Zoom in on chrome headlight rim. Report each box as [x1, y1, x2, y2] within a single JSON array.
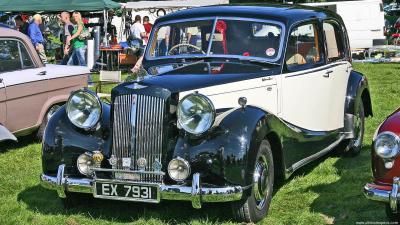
[[374, 131, 400, 159], [167, 157, 191, 182], [66, 89, 102, 130], [177, 93, 216, 136]]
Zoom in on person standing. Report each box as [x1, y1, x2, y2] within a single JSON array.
[[143, 16, 152, 45], [130, 15, 146, 46], [66, 12, 92, 86], [28, 14, 47, 64], [66, 12, 86, 66], [60, 12, 74, 65]]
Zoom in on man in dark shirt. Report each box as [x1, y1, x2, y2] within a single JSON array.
[[60, 12, 75, 65]]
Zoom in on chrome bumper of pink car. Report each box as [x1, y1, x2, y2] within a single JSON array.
[[364, 177, 400, 212], [40, 164, 243, 209]]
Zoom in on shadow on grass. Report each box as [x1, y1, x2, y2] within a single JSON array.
[[17, 185, 234, 223], [0, 134, 39, 154], [305, 145, 391, 224]]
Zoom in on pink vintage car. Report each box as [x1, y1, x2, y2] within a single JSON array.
[[0, 27, 89, 142]]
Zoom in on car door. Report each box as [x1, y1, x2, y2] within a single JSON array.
[[322, 20, 351, 126], [0, 38, 47, 133], [281, 21, 340, 165]]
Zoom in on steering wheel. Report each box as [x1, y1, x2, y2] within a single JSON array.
[[168, 43, 206, 55]]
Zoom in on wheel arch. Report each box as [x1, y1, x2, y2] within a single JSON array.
[[265, 131, 285, 182]]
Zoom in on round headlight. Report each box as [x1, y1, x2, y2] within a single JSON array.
[[77, 153, 94, 176], [374, 131, 400, 159], [177, 93, 215, 135], [66, 90, 101, 129], [168, 157, 190, 182]]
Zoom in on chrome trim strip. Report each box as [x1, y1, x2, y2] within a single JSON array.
[[286, 134, 345, 177], [390, 178, 400, 212], [40, 165, 243, 207], [92, 168, 165, 175], [364, 183, 390, 203]]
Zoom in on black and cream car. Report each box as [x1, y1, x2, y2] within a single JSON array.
[[41, 5, 372, 222]]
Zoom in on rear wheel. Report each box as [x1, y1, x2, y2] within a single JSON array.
[[37, 104, 61, 140], [231, 140, 274, 223], [345, 101, 365, 156]]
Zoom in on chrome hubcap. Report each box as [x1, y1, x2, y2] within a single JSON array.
[[253, 155, 270, 210], [352, 113, 363, 148], [47, 105, 61, 121]]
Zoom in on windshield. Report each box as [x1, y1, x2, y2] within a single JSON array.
[[147, 18, 283, 62]]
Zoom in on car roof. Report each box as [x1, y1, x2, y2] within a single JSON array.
[[157, 4, 342, 26], [0, 27, 44, 68]]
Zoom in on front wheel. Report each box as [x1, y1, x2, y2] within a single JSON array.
[[231, 140, 274, 223]]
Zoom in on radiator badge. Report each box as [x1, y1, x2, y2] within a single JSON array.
[[153, 158, 162, 172], [108, 155, 117, 169], [137, 157, 147, 171]]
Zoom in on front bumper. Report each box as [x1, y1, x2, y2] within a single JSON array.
[[40, 164, 243, 209], [364, 177, 400, 212]]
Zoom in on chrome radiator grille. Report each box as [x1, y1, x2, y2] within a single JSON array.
[[112, 94, 165, 183]]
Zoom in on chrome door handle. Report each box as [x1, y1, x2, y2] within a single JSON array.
[[37, 71, 47, 76], [323, 70, 333, 78]]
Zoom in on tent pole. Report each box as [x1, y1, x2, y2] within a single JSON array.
[[103, 9, 109, 47]]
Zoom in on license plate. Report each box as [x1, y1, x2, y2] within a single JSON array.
[[94, 181, 159, 203]]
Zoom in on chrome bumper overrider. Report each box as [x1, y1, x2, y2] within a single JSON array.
[[40, 165, 243, 209], [364, 177, 400, 212]]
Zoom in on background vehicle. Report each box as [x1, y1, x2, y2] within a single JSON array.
[[364, 107, 400, 220], [0, 28, 89, 142], [305, 0, 386, 56], [40, 5, 372, 223]]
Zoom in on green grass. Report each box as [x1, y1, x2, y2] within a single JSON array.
[[1, 63, 400, 225]]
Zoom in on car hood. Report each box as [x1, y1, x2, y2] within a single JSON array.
[[378, 107, 400, 136], [137, 62, 281, 93], [45, 64, 90, 79]]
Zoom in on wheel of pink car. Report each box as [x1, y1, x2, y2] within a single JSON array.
[[37, 104, 61, 140]]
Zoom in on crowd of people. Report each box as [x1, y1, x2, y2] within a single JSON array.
[[1, 12, 154, 77]]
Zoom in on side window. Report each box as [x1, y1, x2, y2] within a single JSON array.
[[285, 23, 324, 72], [0, 40, 22, 72], [323, 22, 345, 62], [19, 42, 34, 69], [0, 39, 34, 73]]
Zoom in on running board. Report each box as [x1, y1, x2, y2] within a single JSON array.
[[285, 135, 345, 178]]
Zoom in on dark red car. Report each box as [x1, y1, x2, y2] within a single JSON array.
[[364, 107, 400, 219]]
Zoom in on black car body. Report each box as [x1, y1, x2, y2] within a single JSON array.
[[41, 5, 372, 222]]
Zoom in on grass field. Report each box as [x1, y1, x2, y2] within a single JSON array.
[[0, 63, 400, 225]]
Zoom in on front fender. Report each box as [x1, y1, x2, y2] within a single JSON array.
[[41, 103, 111, 176], [173, 106, 277, 187]]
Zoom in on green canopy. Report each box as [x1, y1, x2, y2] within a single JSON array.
[[0, 0, 121, 12]]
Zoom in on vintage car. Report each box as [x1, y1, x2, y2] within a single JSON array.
[[40, 5, 373, 222], [0, 27, 89, 142], [364, 107, 400, 219]]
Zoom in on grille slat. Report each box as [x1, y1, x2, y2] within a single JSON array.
[[112, 94, 165, 183]]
